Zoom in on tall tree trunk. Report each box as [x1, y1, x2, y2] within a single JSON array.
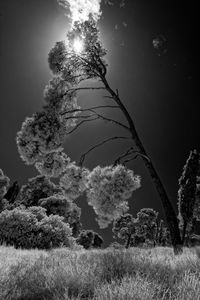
[[102, 75, 183, 254]]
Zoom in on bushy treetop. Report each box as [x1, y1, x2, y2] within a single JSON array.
[[86, 165, 141, 228]]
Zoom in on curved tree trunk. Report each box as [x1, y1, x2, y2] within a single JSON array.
[[101, 75, 183, 254]]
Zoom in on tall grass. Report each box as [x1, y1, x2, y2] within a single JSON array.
[[0, 246, 200, 300]]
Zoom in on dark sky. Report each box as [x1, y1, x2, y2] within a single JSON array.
[[0, 0, 198, 246]]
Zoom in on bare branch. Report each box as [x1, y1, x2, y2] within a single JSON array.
[[123, 155, 139, 164], [123, 152, 151, 164], [64, 115, 94, 120], [61, 105, 120, 116], [65, 87, 106, 94], [63, 106, 130, 131], [103, 95, 115, 100], [79, 136, 131, 166], [66, 117, 99, 135], [94, 113, 129, 131], [113, 147, 135, 165]]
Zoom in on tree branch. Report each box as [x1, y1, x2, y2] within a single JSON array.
[[65, 87, 106, 94], [94, 113, 129, 131], [123, 152, 151, 164], [66, 117, 99, 135], [61, 105, 120, 116], [63, 107, 130, 131], [113, 147, 135, 165], [64, 114, 94, 120], [79, 136, 131, 166]]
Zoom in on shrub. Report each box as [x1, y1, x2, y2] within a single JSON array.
[[76, 230, 103, 249], [0, 207, 73, 249]]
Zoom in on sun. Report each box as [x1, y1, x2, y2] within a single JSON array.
[[73, 38, 84, 54]]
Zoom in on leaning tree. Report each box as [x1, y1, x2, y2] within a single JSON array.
[[17, 11, 183, 252]]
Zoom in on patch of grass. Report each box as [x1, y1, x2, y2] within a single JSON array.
[[0, 246, 200, 299]]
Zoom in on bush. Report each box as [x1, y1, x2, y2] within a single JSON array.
[[76, 230, 103, 249], [0, 207, 74, 249]]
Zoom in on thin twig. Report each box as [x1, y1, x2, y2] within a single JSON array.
[[123, 155, 139, 164], [65, 87, 106, 94], [113, 147, 135, 165], [64, 107, 129, 131], [79, 136, 131, 166], [64, 115, 94, 120], [94, 113, 129, 131], [66, 117, 99, 135], [123, 152, 151, 164], [61, 105, 120, 116]]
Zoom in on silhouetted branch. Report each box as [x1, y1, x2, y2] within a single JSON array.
[[63, 107, 129, 131], [61, 105, 120, 116], [113, 147, 135, 165], [123, 152, 151, 164], [79, 136, 131, 166], [64, 115, 94, 120], [94, 113, 129, 131], [67, 117, 99, 134], [65, 87, 106, 94]]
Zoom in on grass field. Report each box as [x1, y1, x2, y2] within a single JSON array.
[[0, 245, 200, 300]]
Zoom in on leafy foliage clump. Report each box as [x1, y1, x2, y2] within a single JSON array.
[[112, 209, 171, 248], [39, 194, 82, 237], [18, 175, 63, 207], [87, 165, 141, 228], [48, 17, 107, 85], [35, 150, 70, 178], [16, 111, 67, 165], [60, 163, 89, 199], [0, 206, 74, 249], [76, 229, 103, 249]]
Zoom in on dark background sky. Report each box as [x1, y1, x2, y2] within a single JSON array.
[[0, 0, 198, 246]]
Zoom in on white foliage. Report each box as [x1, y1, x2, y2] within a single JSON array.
[[16, 111, 67, 165], [60, 162, 89, 199], [86, 165, 141, 228], [44, 76, 80, 114], [35, 150, 70, 178]]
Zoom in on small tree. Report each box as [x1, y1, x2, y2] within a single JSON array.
[[178, 150, 200, 245], [135, 208, 158, 246], [112, 209, 161, 248], [76, 229, 103, 249], [112, 213, 136, 248]]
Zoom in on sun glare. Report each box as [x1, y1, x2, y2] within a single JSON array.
[[73, 38, 84, 54]]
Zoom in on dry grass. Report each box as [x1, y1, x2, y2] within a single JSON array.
[[0, 245, 200, 300]]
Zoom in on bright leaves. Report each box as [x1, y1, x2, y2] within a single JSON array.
[[60, 163, 89, 199], [86, 165, 141, 228]]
